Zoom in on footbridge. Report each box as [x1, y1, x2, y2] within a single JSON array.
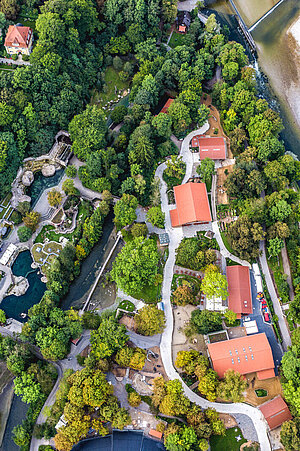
[[227, 0, 257, 53], [248, 0, 285, 32]]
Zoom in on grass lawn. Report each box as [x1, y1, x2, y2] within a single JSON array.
[[90, 66, 129, 106], [169, 31, 189, 48], [119, 300, 135, 312], [171, 274, 201, 293], [44, 241, 62, 254], [210, 427, 247, 451], [220, 231, 235, 255], [131, 283, 160, 304]]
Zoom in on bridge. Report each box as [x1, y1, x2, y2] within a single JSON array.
[[227, 0, 257, 53]]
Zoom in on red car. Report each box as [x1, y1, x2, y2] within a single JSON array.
[[261, 300, 267, 307], [264, 312, 270, 322]]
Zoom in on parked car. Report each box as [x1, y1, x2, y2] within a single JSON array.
[[243, 316, 251, 322], [261, 300, 267, 307], [264, 312, 270, 322]]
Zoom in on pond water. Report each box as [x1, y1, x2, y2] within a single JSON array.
[[72, 431, 166, 451], [0, 250, 46, 321], [0, 394, 29, 451], [27, 168, 64, 207]]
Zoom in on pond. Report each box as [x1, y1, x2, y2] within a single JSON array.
[[0, 250, 46, 321], [27, 168, 64, 207], [72, 431, 166, 451]]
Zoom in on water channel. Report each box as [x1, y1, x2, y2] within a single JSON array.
[[27, 168, 65, 207], [208, 0, 300, 157]]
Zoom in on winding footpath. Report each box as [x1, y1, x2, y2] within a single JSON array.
[[157, 125, 272, 451]]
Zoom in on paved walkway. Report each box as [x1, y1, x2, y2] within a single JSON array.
[[156, 129, 271, 450], [281, 243, 294, 302], [259, 241, 292, 352], [0, 57, 30, 66]]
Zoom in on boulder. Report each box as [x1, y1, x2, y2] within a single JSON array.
[[42, 164, 56, 177], [22, 171, 34, 186]]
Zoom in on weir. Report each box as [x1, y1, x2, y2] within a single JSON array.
[[249, 0, 286, 31]]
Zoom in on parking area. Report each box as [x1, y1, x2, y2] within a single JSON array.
[[243, 267, 283, 375]]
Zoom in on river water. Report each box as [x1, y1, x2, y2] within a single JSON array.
[[209, 0, 300, 157]]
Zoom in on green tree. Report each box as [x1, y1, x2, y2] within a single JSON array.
[[191, 309, 222, 335], [0, 309, 6, 324], [197, 104, 210, 127], [22, 211, 40, 232], [268, 237, 284, 257], [224, 309, 237, 326], [111, 237, 160, 295], [12, 424, 31, 447], [131, 223, 148, 238], [114, 194, 138, 230], [152, 113, 172, 139], [65, 165, 77, 178], [201, 265, 228, 299], [164, 426, 199, 451], [217, 369, 246, 402], [14, 372, 42, 404], [69, 105, 107, 160], [91, 316, 128, 359], [146, 206, 165, 228], [47, 189, 62, 207], [172, 285, 195, 306], [111, 105, 128, 124], [159, 379, 190, 416], [280, 419, 300, 451], [0, 0, 19, 20], [17, 226, 32, 242], [62, 179, 78, 196], [128, 390, 142, 407], [135, 305, 165, 336], [197, 158, 215, 186]]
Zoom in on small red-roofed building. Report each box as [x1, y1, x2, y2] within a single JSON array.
[[170, 182, 212, 227], [259, 395, 292, 430], [178, 25, 186, 33], [4, 25, 33, 56], [226, 265, 253, 319], [191, 135, 227, 160], [207, 333, 275, 380], [149, 429, 163, 440], [160, 98, 174, 114]]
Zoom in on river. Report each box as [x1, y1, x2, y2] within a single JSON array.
[[208, 0, 300, 157]]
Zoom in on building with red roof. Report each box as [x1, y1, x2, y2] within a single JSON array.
[[4, 25, 33, 56], [149, 429, 163, 440], [160, 98, 174, 114], [170, 182, 212, 227], [259, 395, 292, 430], [226, 265, 252, 319], [207, 333, 275, 380], [191, 135, 227, 160]]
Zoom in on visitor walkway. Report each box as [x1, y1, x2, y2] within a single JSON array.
[[156, 123, 272, 451]]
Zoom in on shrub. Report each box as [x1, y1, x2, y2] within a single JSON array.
[[12, 54, 18, 61], [119, 71, 129, 82], [146, 206, 165, 229], [128, 390, 141, 407], [22, 54, 30, 61]]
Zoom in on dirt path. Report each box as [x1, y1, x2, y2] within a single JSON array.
[[281, 243, 295, 302]]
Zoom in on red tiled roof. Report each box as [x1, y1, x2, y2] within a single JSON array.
[[226, 265, 252, 317], [207, 333, 275, 379], [259, 395, 292, 430], [149, 429, 163, 439], [170, 182, 212, 227], [191, 135, 227, 160], [5, 25, 32, 49], [160, 98, 174, 114], [178, 25, 186, 32]]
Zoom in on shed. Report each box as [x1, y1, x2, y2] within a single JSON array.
[[259, 395, 292, 430]]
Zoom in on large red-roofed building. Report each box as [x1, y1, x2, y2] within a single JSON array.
[[226, 265, 252, 319], [4, 25, 33, 56], [259, 395, 292, 430], [191, 135, 227, 160], [207, 333, 275, 380], [170, 182, 212, 227]]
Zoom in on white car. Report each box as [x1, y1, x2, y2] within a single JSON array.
[[243, 316, 251, 322]]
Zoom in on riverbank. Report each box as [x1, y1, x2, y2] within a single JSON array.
[[0, 381, 14, 448]]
